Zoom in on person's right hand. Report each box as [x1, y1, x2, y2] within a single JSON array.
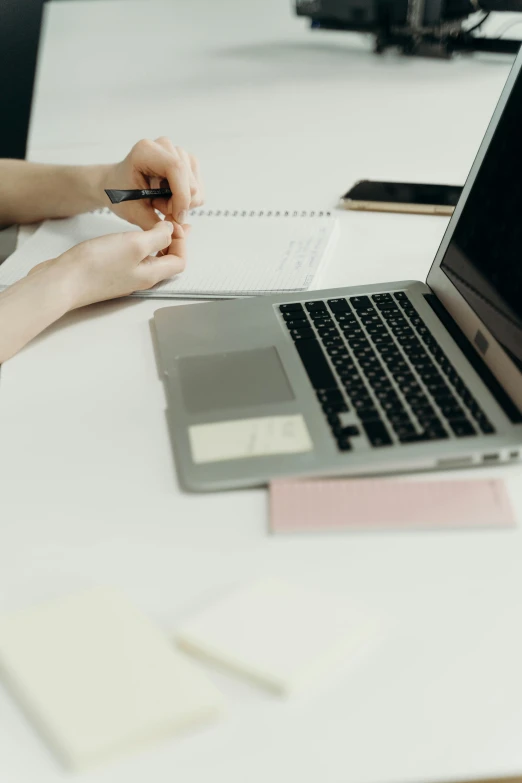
[[28, 220, 185, 310]]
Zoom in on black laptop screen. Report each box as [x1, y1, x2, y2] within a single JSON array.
[[440, 64, 522, 369]]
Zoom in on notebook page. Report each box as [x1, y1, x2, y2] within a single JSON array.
[[0, 210, 337, 296], [143, 213, 337, 297]]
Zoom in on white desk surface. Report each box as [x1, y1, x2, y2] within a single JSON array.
[[2, 1, 522, 781]]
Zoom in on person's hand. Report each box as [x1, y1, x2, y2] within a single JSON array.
[[102, 137, 203, 250], [28, 221, 186, 309]]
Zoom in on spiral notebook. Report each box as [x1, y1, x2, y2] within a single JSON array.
[[0, 208, 338, 298]]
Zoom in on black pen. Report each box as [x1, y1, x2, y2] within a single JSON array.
[[105, 187, 172, 205]]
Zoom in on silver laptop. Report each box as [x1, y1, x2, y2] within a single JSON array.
[[154, 52, 522, 492]]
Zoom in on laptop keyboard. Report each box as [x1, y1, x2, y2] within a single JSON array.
[[279, 292, 495, 452]]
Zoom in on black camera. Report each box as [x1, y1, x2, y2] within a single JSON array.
[[295, 0, 522, 56]]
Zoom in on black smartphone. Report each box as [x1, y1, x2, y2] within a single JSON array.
[[341, 180, 463, 216]]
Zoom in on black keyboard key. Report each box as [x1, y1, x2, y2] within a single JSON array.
[[317, 329, 340, 340], [394, 423, 417, 440], [424, 427, 449, 440], [360, 315, 381, 326], [394, 372, 415, 385], [400, 430, 447, 443], [284, 318, 309, 330], [414, 403, 437, 419], [449, 419, 477, 437], [405, 393, 430, 408], [394, 292, 408, 302], [290, 328, 316, 341], [336, 437, 353, 452], [323, 337, 343, 348], [357, 407, 382, 422], [279, 303, 304, 314], [332, 356, 353, 368], [417, 414, 445, 431], [370, 380, 393, 394], [352, 395, 375, 410], [424, 379, 449, 394], [327, 298, 350, 312], [377, 345, 401, 358], [335, 313, 358, 326], [437, 400, 466, 420], [305, 301, 328, 313], [295, 339, 338, 390], [309, 310, 331, 322], [341, 425, 360, 437], [358, 357, 381, 370], [370, 335, 392, 346], [317, 389, 344, 403], [397, 333, 420, 346], [357, 308, 378, 320], [400, 380, 422, 394], [337, 368, 362, 382], [322, 401, 349, 414], [389, 411, 416, 427], [408, 353, 430, 366], [343, 382, 368, 397], [476, 414, 495, 434], [326, 346, 350, 359], [312, 319, 334, 330], [413, 361, 437, 376], [465, 398, 481, 415], [352, 339, 373, 351], [380, 307, 401, 319], [374, 388, 398, 402], [365, 369, 389, 382], [326, 410, 342, 425], [366, 325, 387, 336], [362, 420, 393, 447], [372, 294, 394, 304], [387, 316, 408, 328], [350, 296, 372, 310], [281, 310, 307, 322], [381, 400, 406, 415]]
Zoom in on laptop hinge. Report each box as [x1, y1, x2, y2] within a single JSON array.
[[424, 293, 522, 424]]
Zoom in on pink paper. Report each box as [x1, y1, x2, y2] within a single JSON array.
[[270, 477, 516, 533]]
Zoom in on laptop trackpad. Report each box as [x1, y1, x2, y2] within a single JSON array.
[[178, 348, 295, 414]]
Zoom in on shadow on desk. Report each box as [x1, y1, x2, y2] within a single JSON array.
[[215, 39, 511, 74]]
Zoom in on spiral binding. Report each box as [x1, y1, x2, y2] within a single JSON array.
[[189, 209, 331, 218], [94, 207, 331, 218]]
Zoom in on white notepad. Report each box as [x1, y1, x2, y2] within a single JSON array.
[[0, 588, 222, 770], [177, 578, 381, 696], [0, 208, 338, 298]]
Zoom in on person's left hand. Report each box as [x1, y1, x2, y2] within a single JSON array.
[[102, 137, 204, 253]]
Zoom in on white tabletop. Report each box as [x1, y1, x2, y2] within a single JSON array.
[[2, 2, 522, 781]]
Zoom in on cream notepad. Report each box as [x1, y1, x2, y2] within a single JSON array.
[[0, 208, 338, 298], [177, 578, 381, 696], [0, 588, 222, 770]]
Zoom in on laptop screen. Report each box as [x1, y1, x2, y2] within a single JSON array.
[[439, 65, 522, 369]]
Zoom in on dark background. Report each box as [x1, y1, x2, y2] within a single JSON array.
[[0, 0, 45, 259]]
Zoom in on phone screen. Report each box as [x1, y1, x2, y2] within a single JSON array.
[[344, 180, 463, 207]]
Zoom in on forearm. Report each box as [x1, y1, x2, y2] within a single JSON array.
[[0, 266, 74, 363], [0, 160, 111, 226]]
